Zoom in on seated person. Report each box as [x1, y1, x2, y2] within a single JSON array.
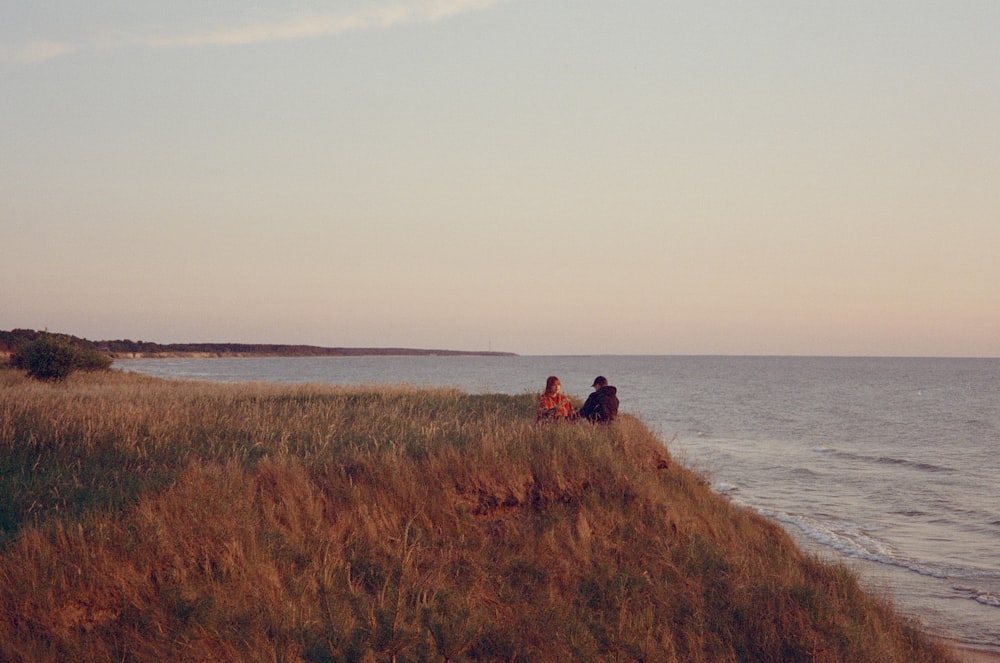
[[537, 376, 573, 421], [577, 375, 619, 423]]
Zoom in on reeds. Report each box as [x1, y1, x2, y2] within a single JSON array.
[[0, 367, 955, 662]]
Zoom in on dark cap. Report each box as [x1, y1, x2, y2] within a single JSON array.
[[592, 376, 608, 387]]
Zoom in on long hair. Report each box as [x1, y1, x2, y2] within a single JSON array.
[[545, 376, 560, 394]]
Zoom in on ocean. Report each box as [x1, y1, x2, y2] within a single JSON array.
[[116, 354, 1000, 653]]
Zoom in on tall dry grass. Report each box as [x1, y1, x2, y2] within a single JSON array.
[[0, 367, 956, 662]]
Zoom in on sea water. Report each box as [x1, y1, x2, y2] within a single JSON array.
[[117, 355, 1000, 652]]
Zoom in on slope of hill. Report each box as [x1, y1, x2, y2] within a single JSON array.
[[0, 368, 956, 662]]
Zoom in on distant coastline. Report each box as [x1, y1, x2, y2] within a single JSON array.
[[0, 329, 516, 361], [108, 345, 517, 360]]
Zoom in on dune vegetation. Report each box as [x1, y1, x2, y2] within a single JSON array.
[[0, 367, 956, 662]]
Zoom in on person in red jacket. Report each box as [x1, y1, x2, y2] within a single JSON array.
[[537, 376, 574, 421], [577, 375, 619, 423]]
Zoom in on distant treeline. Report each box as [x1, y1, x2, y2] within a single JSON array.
[[0, 329, 101, 354], [1, 329, 515, 358]]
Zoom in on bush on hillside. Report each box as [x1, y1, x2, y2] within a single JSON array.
[[10, 335, 111, 381]]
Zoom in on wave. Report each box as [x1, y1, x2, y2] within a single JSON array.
[[816, 448, 955, 474], [758, 507, 1000, 611], [892, 509, 928, 517], [761, 508, 923, 570], [953, 586, 1000, 608], [788, 466, 820, 479], [976, 593, 1000, 607], [713, 481, 738, 495]]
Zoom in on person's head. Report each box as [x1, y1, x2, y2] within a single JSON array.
[[592, 376, 608, 389], [545, 376, 561, 394]]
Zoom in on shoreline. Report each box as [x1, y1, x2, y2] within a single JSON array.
[[108, 350, 517, 359]]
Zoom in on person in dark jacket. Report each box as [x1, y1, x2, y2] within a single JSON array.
[[577, 375, 619, 423]]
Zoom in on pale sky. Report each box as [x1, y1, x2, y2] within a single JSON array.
[[3, 1, 999, 356]]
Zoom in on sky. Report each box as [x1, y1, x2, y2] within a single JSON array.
[[3, 1, 999, 356]]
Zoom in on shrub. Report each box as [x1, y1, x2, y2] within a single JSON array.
[[10, 335, 111, 381]]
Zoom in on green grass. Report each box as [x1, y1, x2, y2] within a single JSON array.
[[0, 367, 956, 662]]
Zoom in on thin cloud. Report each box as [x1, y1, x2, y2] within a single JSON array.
[[4, 0, 506, 63], [1, 40, 76, 65], [140, 9, 406, 48], [142, 0, 506, 47]]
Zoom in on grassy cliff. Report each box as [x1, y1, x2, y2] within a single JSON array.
[[0, 368, 955, 662]]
